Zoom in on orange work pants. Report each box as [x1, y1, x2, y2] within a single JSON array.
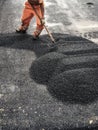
[[21, 1, 44, 31]]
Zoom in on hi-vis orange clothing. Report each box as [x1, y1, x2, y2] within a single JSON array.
[[21, 0, 44, 31]]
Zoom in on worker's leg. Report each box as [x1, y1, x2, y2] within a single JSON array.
[[33, 6, 44, 38], [16, 1, 34, 33]]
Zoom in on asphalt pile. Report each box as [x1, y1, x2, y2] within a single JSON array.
[[1, 33, 98, 130], [30, 35, 98, 104]]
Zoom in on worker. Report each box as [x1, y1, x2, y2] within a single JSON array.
[[16, 0, 45, 39]]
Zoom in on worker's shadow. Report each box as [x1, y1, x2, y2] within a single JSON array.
[[0, 33, 52, 57], [0, 32, 98, 105]]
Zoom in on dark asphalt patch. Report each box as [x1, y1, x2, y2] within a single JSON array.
[[86, 2, 94, 6], [0, 33, 98, 130], [86, 2, 94, 8], [0, 33, 48, 57]]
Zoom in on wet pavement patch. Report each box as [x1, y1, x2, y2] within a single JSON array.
[[86, 2, 94, 5], [0, 33, 98, 130], [86, 2, 94, 7]]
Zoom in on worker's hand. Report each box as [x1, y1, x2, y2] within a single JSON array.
[[41, 18, 45, 25]]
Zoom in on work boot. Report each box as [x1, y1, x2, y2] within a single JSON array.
[[32, 29, 42, 40], [16, 26, 28, 33]]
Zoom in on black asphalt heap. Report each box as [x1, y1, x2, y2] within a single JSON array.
[[30, 35, 98, 105]]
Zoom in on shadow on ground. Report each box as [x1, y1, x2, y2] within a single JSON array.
[[0, 33, 52, 57]]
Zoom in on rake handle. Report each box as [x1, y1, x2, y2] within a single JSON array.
[[43, 25, 55, 43]]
